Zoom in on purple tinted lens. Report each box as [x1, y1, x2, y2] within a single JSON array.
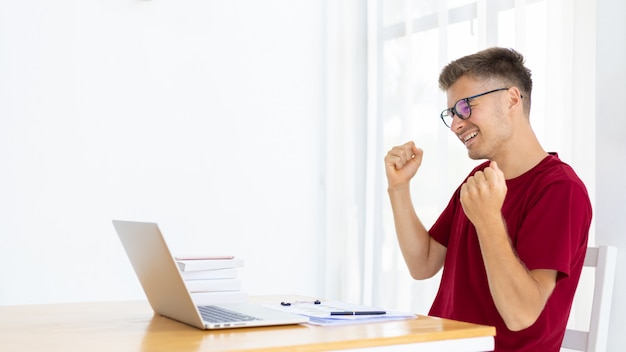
[[455, 99, 471, 119]]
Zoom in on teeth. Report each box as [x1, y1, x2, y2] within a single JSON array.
[[463, 131, 478, 142]]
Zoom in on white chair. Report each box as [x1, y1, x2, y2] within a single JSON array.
[[562, 245, 617, 352]]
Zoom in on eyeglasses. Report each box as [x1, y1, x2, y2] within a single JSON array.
[[440, 88, 510, 128]]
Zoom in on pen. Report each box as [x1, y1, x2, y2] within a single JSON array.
[[330, 311, 386, 316]]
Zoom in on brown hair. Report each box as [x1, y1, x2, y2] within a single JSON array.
[[439, 47, 532, 113]]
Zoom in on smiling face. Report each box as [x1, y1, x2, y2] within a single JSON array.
[[447, 75, 513, 161]]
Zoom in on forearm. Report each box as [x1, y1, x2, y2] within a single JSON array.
[[475, 218, 555, 331], [388, 186, 443, 279]]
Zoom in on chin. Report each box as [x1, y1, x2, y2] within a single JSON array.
[[466, 150, 486, 160]]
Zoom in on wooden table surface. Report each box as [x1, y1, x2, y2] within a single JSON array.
[[0, 297, 495, 351]]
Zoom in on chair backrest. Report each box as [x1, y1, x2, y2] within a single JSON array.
[[561, 245, 617, 352]]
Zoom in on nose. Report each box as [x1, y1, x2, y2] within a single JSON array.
[[449, 114, 465, 131]]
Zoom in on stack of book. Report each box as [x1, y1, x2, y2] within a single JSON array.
[[174, 255, 248, 305]]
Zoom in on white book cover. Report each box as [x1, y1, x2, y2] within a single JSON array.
[[175, 257, 244, 272], [179, 268, 237, 280], [184, 278, 242, 293]]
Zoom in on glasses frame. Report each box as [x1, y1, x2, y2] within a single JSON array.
[[440, 87, 510, 128]]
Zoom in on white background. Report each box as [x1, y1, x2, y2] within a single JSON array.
[[596, 1, 626, 351], [0, 0, 325, 304]]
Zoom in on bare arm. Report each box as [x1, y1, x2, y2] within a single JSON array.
[[385, 142, 446, 279], [461, 161, 557, 331]]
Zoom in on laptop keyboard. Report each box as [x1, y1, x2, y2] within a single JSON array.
[[198, 305, 259, 323]]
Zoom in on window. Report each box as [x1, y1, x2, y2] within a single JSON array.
[[359, 0, 596, 328]]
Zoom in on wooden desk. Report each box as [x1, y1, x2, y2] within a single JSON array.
[[0, 297, 495, 351]]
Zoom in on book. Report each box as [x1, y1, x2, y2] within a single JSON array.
[[179, 268, 237, 280], [175, 255, 234, 260], [175, 257, 244, 272], [184, 278, 242, 293], [190, 291, 248, 306]]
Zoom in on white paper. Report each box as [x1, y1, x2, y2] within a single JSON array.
[[265, 300, 416, 326]]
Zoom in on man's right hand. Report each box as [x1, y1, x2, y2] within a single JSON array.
[[384, 141, 423, 189]]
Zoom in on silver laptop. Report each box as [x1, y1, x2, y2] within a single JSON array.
[[112, 220, 308, 329]]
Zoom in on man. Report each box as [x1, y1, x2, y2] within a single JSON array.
[[384, 47, 591, 351]]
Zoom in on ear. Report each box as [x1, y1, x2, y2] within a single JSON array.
[[507, 86, 524, 112]]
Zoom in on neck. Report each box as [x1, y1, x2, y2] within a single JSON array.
[[493, 125, 548, 180]]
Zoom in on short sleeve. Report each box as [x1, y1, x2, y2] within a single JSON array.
[[429, 189, 460, 248]]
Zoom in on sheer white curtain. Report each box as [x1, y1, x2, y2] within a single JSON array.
[[329, 0, 597, 329], [322, 0, 369, 303], [324, 1, 596, 330]]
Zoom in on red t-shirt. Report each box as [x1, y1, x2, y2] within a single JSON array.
[[429, 154, 591, 351]]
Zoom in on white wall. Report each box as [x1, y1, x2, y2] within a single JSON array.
[[0, 0, 325, 305], [596, 0, 626, 350]]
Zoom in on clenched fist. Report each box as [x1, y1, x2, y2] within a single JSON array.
[[384, 141, 423, 189], [460, 161, 507, 228]]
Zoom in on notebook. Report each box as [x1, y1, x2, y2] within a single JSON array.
[[112, 220, 308, 329]]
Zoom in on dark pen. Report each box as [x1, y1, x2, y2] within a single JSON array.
[[330, 311, 386, 316]]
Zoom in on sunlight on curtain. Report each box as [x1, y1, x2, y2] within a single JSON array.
[[323, 0, 369, 305], [366, 0, 596, 330]]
